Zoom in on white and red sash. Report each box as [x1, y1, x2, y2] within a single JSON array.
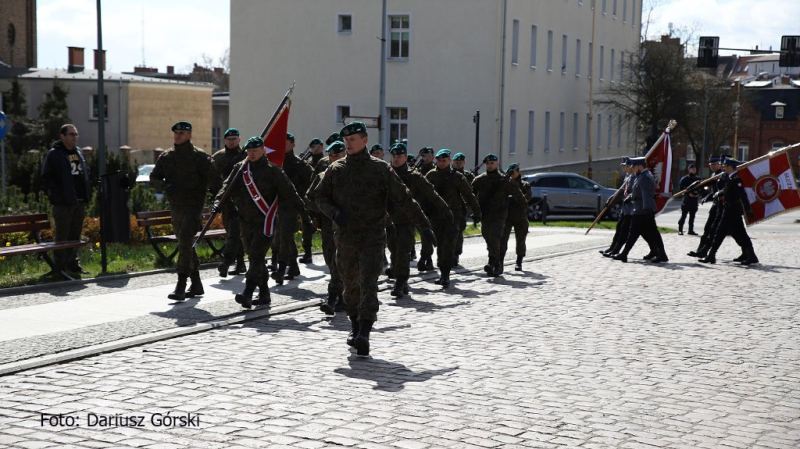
[[243, 161, 280, 236]]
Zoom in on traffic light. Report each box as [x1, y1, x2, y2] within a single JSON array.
[[697, 36, 719, 68], [779, 35, 800, 67]]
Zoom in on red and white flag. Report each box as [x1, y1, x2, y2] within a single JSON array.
[[264, 103, 290, 167], [737, 151, 800, 226], [645, 126, 674, 215]]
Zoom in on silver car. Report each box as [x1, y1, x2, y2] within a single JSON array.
[[522, 172, 620, 221]]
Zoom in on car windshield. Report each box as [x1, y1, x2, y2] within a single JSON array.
[[138, 165, 154, 177], [568, 177, 596, 190]]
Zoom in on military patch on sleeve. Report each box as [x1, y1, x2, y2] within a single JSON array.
[[389, 166, 395, 173]]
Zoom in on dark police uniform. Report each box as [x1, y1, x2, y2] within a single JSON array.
[[212, 128, 246, 277], [689, 158, 726, 258], [499, 163, 532, 271], [601, 157, 633, 257], [613, 157, 668, 263], [677, 165, 701, 235]]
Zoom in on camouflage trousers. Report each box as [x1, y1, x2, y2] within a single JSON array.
[[481, 214, 507, 260], [221, 203, 243, 261], [320, 220, 343, 295], [273, 207, 299, 264], [52, 202, 86, 270], [241, 219, 272, 288], [170, 203, 203, 276], [432, 218, 458, 269], [419, 227, 434, 261], [388, 224, 416, 284], [500, 215, 528, 259], [455, 212, 468, 259], [336, 241, 383, 322]]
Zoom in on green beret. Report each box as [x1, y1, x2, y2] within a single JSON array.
[[506, 162, 520, 172], [483, 153, 498, 162], [407, 154, 417, 163], [419, 147, 434, 155], [223, 127, 239, 138], [326, 141, 346, 154], [243, 136, 264, 150], [435, 149, 452, 159], [286, 132, 295, 142], [309, 138, 324, 146], [370, 144, 384, 153], [171, 121, 192, 132], [390, 143, 408, 155], [326, 132, 342, 145], [341, 121, 367, 136], [453, 152, 466, 161]]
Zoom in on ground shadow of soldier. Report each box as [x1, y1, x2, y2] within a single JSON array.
[[443, 285, 502, 299], [240, 316, 324, 334], [334, 357, 458, 392], [387, 294, 471, 313], [150, 298, 219, 326]]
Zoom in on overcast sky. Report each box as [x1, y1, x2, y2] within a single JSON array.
[[36, 0, 800, 73]]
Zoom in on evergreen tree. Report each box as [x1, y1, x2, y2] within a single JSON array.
[[37, 77, 71, 150], [1, 77, 38, 155]]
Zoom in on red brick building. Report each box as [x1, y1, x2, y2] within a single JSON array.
[[0, 0, 37, 69]]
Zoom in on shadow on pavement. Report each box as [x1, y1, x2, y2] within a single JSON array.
[[150, 298, 220, 326], [334, 357, 458, 392], [386, 295, 471, 313], [240, 316, 324, 334]]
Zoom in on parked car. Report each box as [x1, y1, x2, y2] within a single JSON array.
[[522, 172, 620, 221], [136, 164, 163, 200]]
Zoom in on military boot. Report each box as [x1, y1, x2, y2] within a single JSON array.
[[732, 253, 747, 262], [416, 257, 429, 272], [271, 262, 286, 285], [286, 261, 301, 280], [347, 316, 359, 347], [390, 280, 406, 298], [334, 294, 345, 312], [612, 246, 630, 263], [185, 270, 204, 297], [494, 259, 504, 277], [353, 320, 374, 357], [217, 255, 233, 278], [484, 257, 496, 276], [229, 256, 247, 275], [515, 256, 523, 271], [299, 244, 313, 263], [688, 227, 698, 235], [320, 293, 338, 315], [234, 280, 258, 309], [267, 254, 277, 271], [168, 274, 188, 302], [439, 268, 451, 288], [384, 265, 394, 279], [252, 284, 271, 307]]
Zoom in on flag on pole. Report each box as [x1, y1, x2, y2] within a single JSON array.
[[737, 151, 800, 226], [645, 125, 674, 214], [264, 102, 290, 167]]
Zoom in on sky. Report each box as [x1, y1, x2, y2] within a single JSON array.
[[35, 0, 800, 74]]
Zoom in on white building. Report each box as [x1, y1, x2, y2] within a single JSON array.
[[230, 0, 642, 180]]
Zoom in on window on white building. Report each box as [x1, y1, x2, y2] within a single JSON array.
[[338, 14, 352, 33], [531, 25, 538, 68], [620, 51, 625, 83], [602, 0, 607, 14], [511, 20, 520, 65], [91, 94, 108, 120], [617, 116, 622, 147], [575, 39, 581, 77], [631, 0, 636, 25], [627, 120, 632, 148], [389, 15, 410, 59], [509, 109, 517, 154], [585, 113, 591, 150], [547, 30, 554, 71], [335, 105, 351, 125], [610, 49, 615, 82], [212, 127, 221, 150], [613, 0, 617, 17], [597, 113, 602, 148], [388, 107, 408, 144], [528, 111, 535, 153], [588, 42, 593, 79], [561, 34, 568, 74], [544, 111, 551, 151], [623, 0, 628, 22], [559, 112, 565, 151], [607, 115, 613, 148], [599, 45, 604, 81], [573, 112, 579, 150]]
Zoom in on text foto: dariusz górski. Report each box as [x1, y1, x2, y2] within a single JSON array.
[[40, 412, 201, 428]]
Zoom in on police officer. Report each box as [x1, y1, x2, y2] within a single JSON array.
[[426, 149, 481, 287], [601, 157, 634, 257], [677, 164, 701, 235], [451, 152, 475, 264], [311, 141, 347, 315], [214, 136, 313, 308], [150, 121, 218, 301], [613, 157, 668, 263], [689, 156, 726, 258], [315, 121, 435, 357], [499, 163, 532, 271], [415, 146, 437, 271], [212, 127, 247, 277], [472, 154, 527, 276], [699, 158, 758, 265]]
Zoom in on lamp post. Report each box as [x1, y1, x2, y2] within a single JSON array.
[[700, 78, 709, 178]]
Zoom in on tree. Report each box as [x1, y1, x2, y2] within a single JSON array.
[[1, 77, 38, 155], [36, 77, 71, 149], [188, 48, 230, 92]]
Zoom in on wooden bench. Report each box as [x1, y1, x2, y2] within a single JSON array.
[[0, 213, 89, 280], [135, 208, 226, 264]]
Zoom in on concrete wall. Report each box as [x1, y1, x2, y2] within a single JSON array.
[[0, 0, 36, 68]]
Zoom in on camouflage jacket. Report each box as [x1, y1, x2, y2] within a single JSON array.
[[211, 145, 245, 194], [314, 148, 430, 247], [306, 157, 333, 216], [150, 141, 218, 206], [507, 177, 532, 221], [391, 163, 446, 226], [455, 167, 476, 185], [425, 167, 482, 220], [472, 170, 527, 217], [282, 149, 313, 204]]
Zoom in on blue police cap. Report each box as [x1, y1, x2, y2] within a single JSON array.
[[723, 157, 741, 167], [630, 157, 647, 166]]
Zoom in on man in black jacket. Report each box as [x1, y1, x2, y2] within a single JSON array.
[[41, 124, 92, 275]]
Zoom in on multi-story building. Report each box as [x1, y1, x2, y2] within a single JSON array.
[[230, 0, 642, 180], [0, 0, 36, 69]]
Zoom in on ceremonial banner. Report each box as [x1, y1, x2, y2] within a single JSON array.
[[645, 125, 674, 215], [264, 103, 290, 167], [737, 151, 800, 226]]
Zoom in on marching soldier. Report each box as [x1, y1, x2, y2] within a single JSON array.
[[370, 144, 386, 160], [612, 157, 668, 263], [272, 132, 313, 284], [451, 152, 475, 264], [499, 163, 532, 271], [689, 156, 726, 258], [415, 146, 436, 271], [307, 137, 325, 168], [214, 136, 313, 308], [299, 137, 326, 264], [472, 154, 527, 276], [677, 164, 701, 235], [601, 157, 634, 257], [315, 121, 435, 357], [425, 149, 481, 287], [326, 132, 342, 146], [150, 121, 218, 302], [699, 158, 758, 265], [212, 127, 247, 277]]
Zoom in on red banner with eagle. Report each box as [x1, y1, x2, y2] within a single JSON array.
[[645, 123, 674, 215], [737, 150, 800, 226]]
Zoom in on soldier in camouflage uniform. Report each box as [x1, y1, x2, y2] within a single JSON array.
[[150, 121, 219, 302], [499, 163, 532, 271], [214, 136, 313, 308], [309, 141, 347, 315], [425, 149, 482, 287], [271, 132, 314, 285], [472, 154, 527, 277], [299, 137, 326, 264], [212, 127, 247, 277], [370, 144, 386, 160], [415, 146, 436, 272], [452, 152, 475, 264], [387, 143, 447, 297], [315, 121, 435, 357], [307, 137, 326, 168]]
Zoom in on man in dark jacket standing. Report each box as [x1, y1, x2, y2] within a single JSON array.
[[41, 124, 92, 275]]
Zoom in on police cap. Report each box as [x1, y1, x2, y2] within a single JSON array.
[[723, 157, 741, 167], [708, 156, 722, 163], [341, 121, 367, 136], [620, 156, 630, 165], [630, 157, 647, 166], [171, 121, 192, 132]]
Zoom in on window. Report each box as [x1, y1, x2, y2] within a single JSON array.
[[627, 120, 632, 148], [738, 141, 750, 161], [527, 111, 535, 153], [607, 114, 613, 147], [602, 0, 607, 14], [569, 176, 596, 190], [610, 49, 615, 82], [530, 25, 538, 68], [559, 112, 566, 151], [547, 30, 554, 71], [597, 113, 602, 148], [588, 42, 593, 79], [599, 45, 604, 81], [631, 0, 636, 24], [509, 109, 517, 154], [388, 107, 408, 144], [617, 116, 622, 147], [511, 20, 519, 65], [91, 94, 108, 120], [573, 112, 579, 150], [337, 14, 352, 33], [623, 0, 628, 22], [561, 34, 568, 74], [776, 106, 785, 119], [389, 15, 410, 59], [620, 51, 625, 83], [575, 39, 581, 77], [613, 0, 617, 17], [771, 141, 784, 152], [544, 111, 551, 151], [335, 105, 351, 124], [212, 127, 221, 150], [585, 113, 591, 150], [687, 144, 695, 161]]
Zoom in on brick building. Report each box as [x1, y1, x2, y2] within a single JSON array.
[[0, 0, 36, 69]]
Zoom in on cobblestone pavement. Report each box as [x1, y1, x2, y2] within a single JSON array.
[[0, 224, 798, 448]]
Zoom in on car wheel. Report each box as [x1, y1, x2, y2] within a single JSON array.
[[603, 203, 621, 221], [528, 199, 546, 222]]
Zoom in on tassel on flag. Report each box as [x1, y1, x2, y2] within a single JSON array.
[[737, 151, 800, 226], [645, 124, 674, 215]]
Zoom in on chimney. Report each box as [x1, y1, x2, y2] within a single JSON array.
[[93, 49, 106, 71], [214, 67, 223, 74], [133, 66, 158, 73], [67, 46, 85, 73], [167, 65, 174, 74]]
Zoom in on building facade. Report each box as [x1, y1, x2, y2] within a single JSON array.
[[230, 0, 642, 181], [0, 0, 36, 69]]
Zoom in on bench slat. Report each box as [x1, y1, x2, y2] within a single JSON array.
[[0, 214, 50, 225], [149, 229, 227, 243], [0, 240, 88, 257], [136, 217, 173, 227], [0, 221, 51, 234]]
